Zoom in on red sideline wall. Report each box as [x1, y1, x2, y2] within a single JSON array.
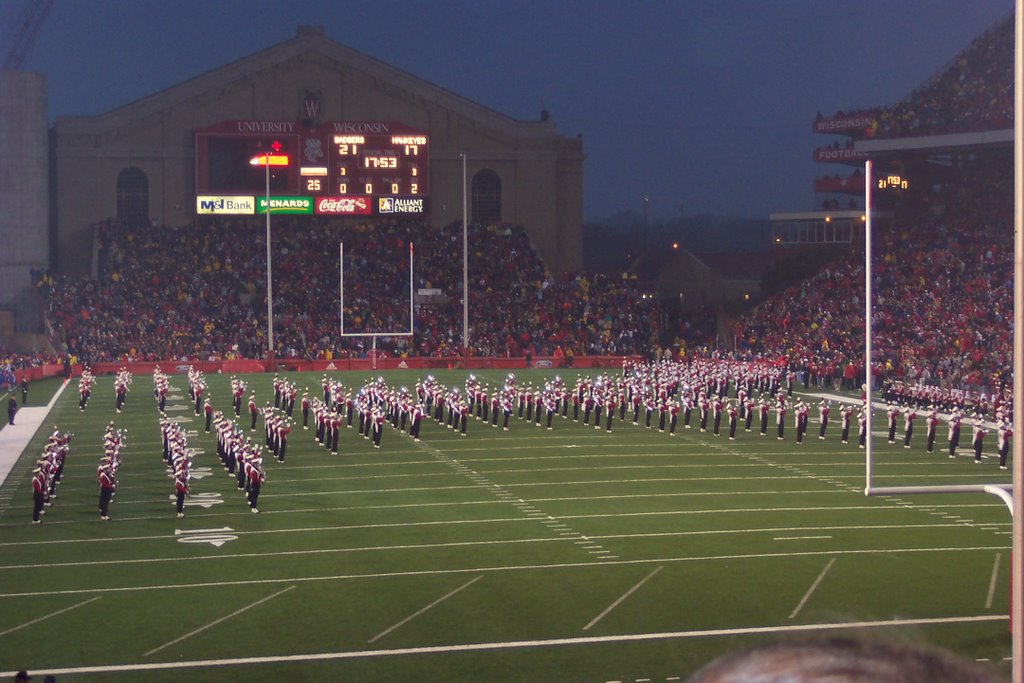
[[13, 356, 638, 381]]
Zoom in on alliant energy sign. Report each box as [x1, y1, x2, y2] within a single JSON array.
[[377, 197, 425, 214]]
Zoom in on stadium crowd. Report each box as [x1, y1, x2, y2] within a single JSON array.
[[1, 347, 60, 372], [735, 162, 1011, 400], [36, 218, 660, 363], [817, 15, 1011, 139]]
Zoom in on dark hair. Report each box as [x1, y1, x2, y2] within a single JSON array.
[[686, 637, 1005, 683]]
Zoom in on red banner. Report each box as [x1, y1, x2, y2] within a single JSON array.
[[813, 174, 865, 194], [812, 113, 877, 136], [813, 147, 869, 164]]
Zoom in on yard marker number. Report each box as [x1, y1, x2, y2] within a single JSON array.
[[175, 526, 237, 547]]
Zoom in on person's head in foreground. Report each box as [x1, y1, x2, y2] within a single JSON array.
[[686, 637, 1005, 683]]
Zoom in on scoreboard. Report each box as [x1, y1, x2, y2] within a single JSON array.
[[195, 120, 429, 215], [315, 130, 427, 198]]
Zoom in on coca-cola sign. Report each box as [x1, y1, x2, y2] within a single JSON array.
[[315, 196, 372, 215]]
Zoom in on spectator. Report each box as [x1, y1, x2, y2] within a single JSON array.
[[39, 218, 661, 362]]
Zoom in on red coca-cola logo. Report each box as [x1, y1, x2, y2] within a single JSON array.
[[315, 196, 371, 214]]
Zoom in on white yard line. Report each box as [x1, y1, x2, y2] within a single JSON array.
[[583, 566, 663, 631], [0, 544, 1007, 599], [0, 536, 571, 570], [788, 558, 836, 619], [516, 489, 843, 504], [0, 596, 101, 638], [143, 585, 295, 656], [2, 614, 1007, 679], [0, 523, 988, 570], [985, 553, 1002, 609], [368, 575, 483, 643], [0, 500, 1006, 533]]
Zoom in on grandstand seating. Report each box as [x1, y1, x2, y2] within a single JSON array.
[[36, 219, 661, 363], [818, 15, 1011, 140], [734, 162, 1011, 396]]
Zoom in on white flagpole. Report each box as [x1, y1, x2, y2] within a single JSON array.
[[462, 153, 469, 354], [864, 159, 873, 494], [409, 242, 415, 335], [1012, 1, 1023, 678], [344, 241, 348, 337], [265, 157, 273, 361]]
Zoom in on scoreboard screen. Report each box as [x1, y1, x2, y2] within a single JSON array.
[[198, 134, 300, 193], [195, 121, 429, 205], [316, 131, 427, 197]]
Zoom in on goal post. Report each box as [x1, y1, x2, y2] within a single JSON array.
[[339, 241, 415, 369], [861, 159, 1013, 506]]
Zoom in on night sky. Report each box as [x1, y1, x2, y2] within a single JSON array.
[[2, 0, 1012, 221]]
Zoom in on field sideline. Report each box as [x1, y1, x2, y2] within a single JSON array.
[[0, 368, 1013, 681]]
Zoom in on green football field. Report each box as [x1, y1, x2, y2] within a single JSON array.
[[0, 368, 1013, 681]]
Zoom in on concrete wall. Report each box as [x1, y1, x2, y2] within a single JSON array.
[[0, 71, 49, 332]]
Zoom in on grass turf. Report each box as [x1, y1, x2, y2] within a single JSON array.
[[0, 368, 1012, 681]]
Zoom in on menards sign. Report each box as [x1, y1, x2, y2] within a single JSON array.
[[256, 196, 314, 214]]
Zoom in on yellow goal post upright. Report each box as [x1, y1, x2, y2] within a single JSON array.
[[338, 241, 415, 370]]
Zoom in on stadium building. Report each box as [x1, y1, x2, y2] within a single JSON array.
[[2, 25, 585, 338]]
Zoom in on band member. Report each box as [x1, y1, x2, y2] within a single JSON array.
[[903, 406, 917, 448], [925, 407, 939, 453], [331, 412, 341, 455], [858, 407, 868, 448], [410, 403, 424, 441], [839, 404, 852, 443], [997, 417, 1012, 469], [277, 420, 292, 462], [174, 464, 188, 518], [818, 400, 830, 440], [795, 400, 806, 445], [886, 404, 899, 444], [247, 456, 265, 513], [31, 466, 47, 524], [948, 409, 962, 458], [712, 397, 723, 436], [972, 420, 986, 463], [98, 461, 115, 520]]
